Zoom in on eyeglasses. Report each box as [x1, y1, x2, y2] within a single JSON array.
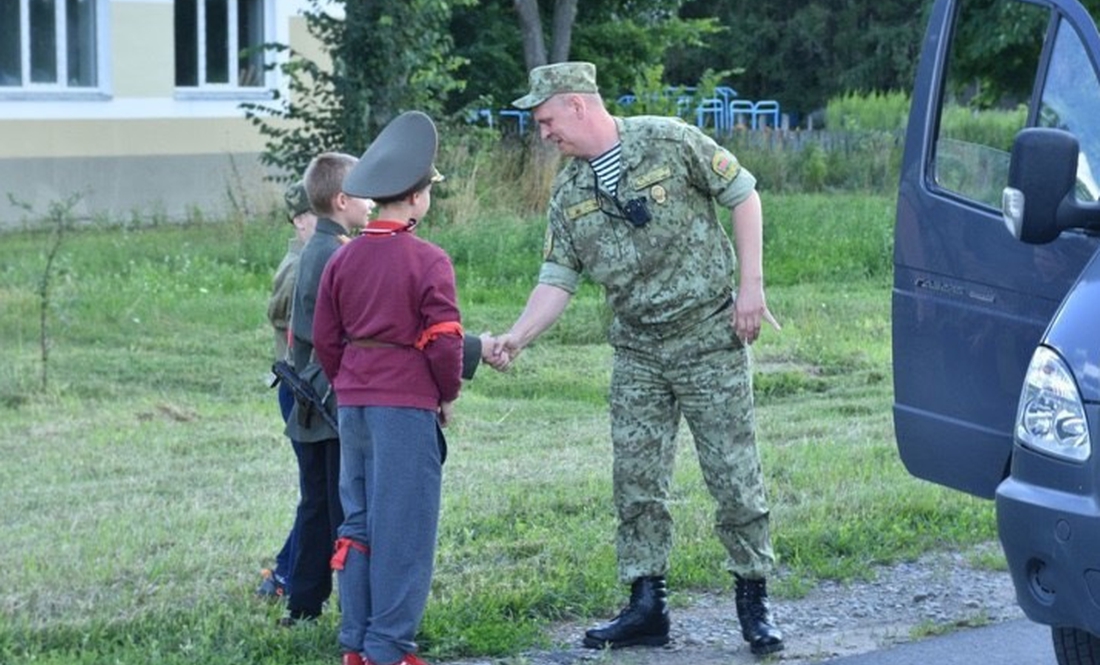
[[592, 174, 652, 228]]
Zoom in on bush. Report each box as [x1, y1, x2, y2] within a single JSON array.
[[825, 90, 911, 132], [723, 129, 902, 195]]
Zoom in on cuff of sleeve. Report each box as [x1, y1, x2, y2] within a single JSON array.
[[716, 168, 758, 209], [461, 334, 481, 381], [538, 261, 581, 293]]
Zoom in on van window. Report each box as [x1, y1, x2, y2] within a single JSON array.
[[933, 0, 1048, 207], [1037, 21, 1100, 202]]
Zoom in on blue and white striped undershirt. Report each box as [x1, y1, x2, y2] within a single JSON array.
[[589, 143, 623, 196]]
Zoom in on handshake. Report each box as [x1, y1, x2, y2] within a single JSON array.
[[478, 332, 521, 372]]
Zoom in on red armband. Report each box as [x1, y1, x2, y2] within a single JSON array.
[[414, 321, 464, 351]]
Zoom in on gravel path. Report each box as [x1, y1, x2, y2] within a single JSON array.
[[446, 544, 1028, 665]]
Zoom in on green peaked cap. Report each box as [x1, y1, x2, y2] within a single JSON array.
[[343, 111, 443, 199]]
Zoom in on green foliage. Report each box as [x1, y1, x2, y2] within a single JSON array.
[[242, 0, 472, 181], [606, 64, 683, 117], [449, 0, 722, 114], [607, 66, 735, 120], [799, 143, 828, 192], [241, 6, 347, 180], [5, 193, 83, 393], [448, 0, 527, 111], [825, 90, 911, 132], [241, 0, 1071, 151], [341, 0, 473, 124], [724, 130, 903, 195], [670, 0, 929, 119], [572, 8, 722, 98]]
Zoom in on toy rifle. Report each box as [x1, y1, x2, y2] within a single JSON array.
[[271, 360, 339, 431]]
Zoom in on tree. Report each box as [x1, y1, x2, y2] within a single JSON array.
[[7, 192, 82, 393], [514, 0, 578, 70], [450, 0, 720, 113], [671, 0, 928, 120], [243, 0, 472, 180], [571, 2, 721, 99], [449, 0, 528, 112]]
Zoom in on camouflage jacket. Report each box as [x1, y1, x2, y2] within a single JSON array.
[[538, 115, 757, 344], [268, 237, 304, 363]]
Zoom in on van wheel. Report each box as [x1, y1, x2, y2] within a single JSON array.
[[1053, 627, 1100, 664]]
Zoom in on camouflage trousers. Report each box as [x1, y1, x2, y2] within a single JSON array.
[[609, 311, 775, 582]]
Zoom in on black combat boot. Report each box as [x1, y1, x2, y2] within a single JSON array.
[[735, 575, 784, 656], [582, 576, 671, 649]]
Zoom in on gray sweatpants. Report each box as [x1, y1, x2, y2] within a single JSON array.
[[336, 405, 443, 664]]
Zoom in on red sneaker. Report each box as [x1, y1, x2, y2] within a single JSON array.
[[342, 653, 366, 665], [392, 655, 429, 665]]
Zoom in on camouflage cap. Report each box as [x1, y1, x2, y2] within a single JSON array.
[[344, 110, 443, 199], [283, 180, 311, 222], [512, 61, 599, 110]]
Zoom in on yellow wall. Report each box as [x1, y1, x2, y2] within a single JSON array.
[[0, 118, 272, 159], [0, 151, 282, 229], [290, 14, 326, 68], [112, 2, 175, 98], [0, 0, 327, 226]]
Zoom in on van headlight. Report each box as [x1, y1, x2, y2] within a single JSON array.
[[1015, 346, 1090, 462]]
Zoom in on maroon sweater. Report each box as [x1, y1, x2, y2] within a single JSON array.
[[312, 226, 463, 410]]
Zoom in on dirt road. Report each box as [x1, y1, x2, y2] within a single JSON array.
[[444, 548, 1025, 665]]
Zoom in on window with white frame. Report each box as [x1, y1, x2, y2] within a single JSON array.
[[175, 0, 267, 89], [0, 0, 100, 89]]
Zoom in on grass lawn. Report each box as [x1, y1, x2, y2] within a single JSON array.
[[0, 194, 995, 664]]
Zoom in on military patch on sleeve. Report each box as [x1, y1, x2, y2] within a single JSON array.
[[711, 150, 741, 181], [631, 166, 672, 190], [543, 225, 554, 260], [565, 198, 600, 220]]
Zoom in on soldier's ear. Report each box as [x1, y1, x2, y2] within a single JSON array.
[[562, 94, 584, 120]]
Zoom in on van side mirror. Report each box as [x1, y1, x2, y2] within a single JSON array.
[[1002, 128, 1100, 243]]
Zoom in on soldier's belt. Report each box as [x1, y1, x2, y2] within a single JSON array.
[[348, 337, 403, 349]]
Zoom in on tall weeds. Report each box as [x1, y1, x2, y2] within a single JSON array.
[[432, 90, 913, 214], [434, 128, 560, 226]]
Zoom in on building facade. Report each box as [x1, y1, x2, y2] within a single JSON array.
[[0, 0, 318, 228]]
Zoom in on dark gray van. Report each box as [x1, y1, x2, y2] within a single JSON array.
[[894, 0, 1100, 662]]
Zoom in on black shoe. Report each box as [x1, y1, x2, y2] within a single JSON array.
[[735, 575, 784, 656], [583, 576, 671, 649]]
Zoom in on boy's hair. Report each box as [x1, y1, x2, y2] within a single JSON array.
[[371, 176, 432, 207], [303, 152, 358, 216]]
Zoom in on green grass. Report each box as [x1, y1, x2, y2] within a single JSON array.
[[0, 193, 996, 664]]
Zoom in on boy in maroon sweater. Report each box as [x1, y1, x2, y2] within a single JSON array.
[[312, 111, 461, 665]]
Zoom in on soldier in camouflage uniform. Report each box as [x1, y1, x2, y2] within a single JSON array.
[[497, 61, 784, 656]]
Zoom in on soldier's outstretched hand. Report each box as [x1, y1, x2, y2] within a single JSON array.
[[480, 332, 512, 371], [488, 332, 523, 371]]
